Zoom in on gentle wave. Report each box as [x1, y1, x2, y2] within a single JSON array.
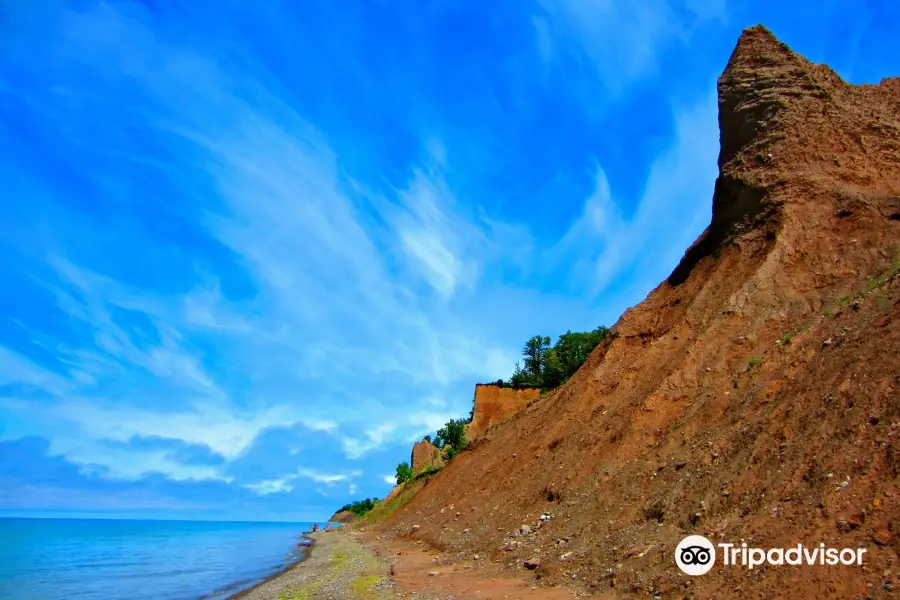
[[0, 518, 312, 600]]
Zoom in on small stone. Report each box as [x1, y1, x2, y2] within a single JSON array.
[[561, 551, 574, 560], [428, 571, 438, 576], [473, 554, 480, 560], [874, 530, 894, 546], [624, 546, 643, 558], [675, 462, 687, 470], [524, 559, 541, 570], [520, 524, 532, 535], [823, 338, 834, 347], [462, 528, 469, 534]]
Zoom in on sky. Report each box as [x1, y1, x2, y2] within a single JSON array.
[[0, 0, 898, 522]]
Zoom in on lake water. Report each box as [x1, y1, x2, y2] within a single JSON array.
[[0, 518, 315, 600]]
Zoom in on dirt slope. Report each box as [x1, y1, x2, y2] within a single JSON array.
[[375, 25, 900, 599]]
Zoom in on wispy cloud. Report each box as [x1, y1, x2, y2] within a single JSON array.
[[4, 0, 829, 521]]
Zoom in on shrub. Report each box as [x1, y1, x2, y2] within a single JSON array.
[[395, 462, 412, 485], [434, 419, 467, 451]]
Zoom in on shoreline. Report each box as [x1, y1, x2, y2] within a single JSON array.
[[224, 533, 316, 600], [219, 526, 577, 600]]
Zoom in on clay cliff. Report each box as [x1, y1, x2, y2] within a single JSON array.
[[411, 438, 445, 474], [466, 384, 543, 441], [376, 26, 900, 598]]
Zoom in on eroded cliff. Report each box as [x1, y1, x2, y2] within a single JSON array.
[[376, 25, 900, 599]]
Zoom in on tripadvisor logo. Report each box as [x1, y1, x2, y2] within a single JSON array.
[[676, 535, 716, 575], [675, 535, 869, 576]]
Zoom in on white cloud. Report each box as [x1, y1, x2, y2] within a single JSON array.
[[537, 0, 726, 92], [0, 0, 723, 509], [0, 345, 71, 394], [246, 478, 294, 495], [381, 474, 396, 485], [296, 468, 360, 485], [555, 88, 719, 299]]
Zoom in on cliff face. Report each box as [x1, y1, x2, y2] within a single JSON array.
[[411, 438, 444, 474], [378, 26, 900, 598], [466, 384, 542, 441]]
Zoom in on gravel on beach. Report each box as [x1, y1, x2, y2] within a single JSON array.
[[229, 530, 403, 600]]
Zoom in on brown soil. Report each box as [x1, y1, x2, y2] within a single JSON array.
[[467, 385, 543, 441], [329, 510, 356, 523], [361, 529, 581, 599], [411, 438, 445, 473], [369, 25, 900, 599]]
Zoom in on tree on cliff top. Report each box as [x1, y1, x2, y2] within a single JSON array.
[[434, 418, 467, 453], [507, 326, 610, 390]]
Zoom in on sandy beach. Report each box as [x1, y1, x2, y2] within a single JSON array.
[[229, 527, 578, 600]]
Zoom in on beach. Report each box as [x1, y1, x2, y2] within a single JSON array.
[[229, 527, 577, 600], [229, 529, 402, 600]]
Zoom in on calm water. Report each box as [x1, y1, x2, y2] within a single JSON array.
[[0, 518, 315, 600]]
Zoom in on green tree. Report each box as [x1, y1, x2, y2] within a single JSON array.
[[434, 418, 467, 452], [395, 461, 412, 485], [505, 326, 611, 391], [522, 335, 551, 382]]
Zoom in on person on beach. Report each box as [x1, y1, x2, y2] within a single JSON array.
[[311, 523, 318, 532]]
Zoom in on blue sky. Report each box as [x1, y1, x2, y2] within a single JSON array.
[[1, 0, 898, 522]]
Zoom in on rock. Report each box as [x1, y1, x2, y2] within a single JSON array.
[[520, 524, 532, 535], [411, 439, 445, 473], [624, 546, 643, 558], [473, 554, 480, 560], [873, 529, 894, 546], [428, 571, 438, 576], [561, 551, 574, 560], [675, 462, 687, 470], [524, 559, 542, 570], [411, 525, 420, 533]]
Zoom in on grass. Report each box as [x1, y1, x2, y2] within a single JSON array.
[[279, 588, 313, 600], [360, 481, 422, 525], [747, 356, 764, 370], [349, 575, 384, 599], [414, 464, 443, 481], [839, 250, 900, 306], [330, 548, 352, 572]]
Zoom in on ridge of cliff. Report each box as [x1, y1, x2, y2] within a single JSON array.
[[373, 25, 900, 598]]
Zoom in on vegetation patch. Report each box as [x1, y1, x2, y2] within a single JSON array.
[[336, 498, 380, 519], [349, 575, 384, 599]]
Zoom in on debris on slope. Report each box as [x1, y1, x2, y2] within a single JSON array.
[[376, 24, 900, 599]]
